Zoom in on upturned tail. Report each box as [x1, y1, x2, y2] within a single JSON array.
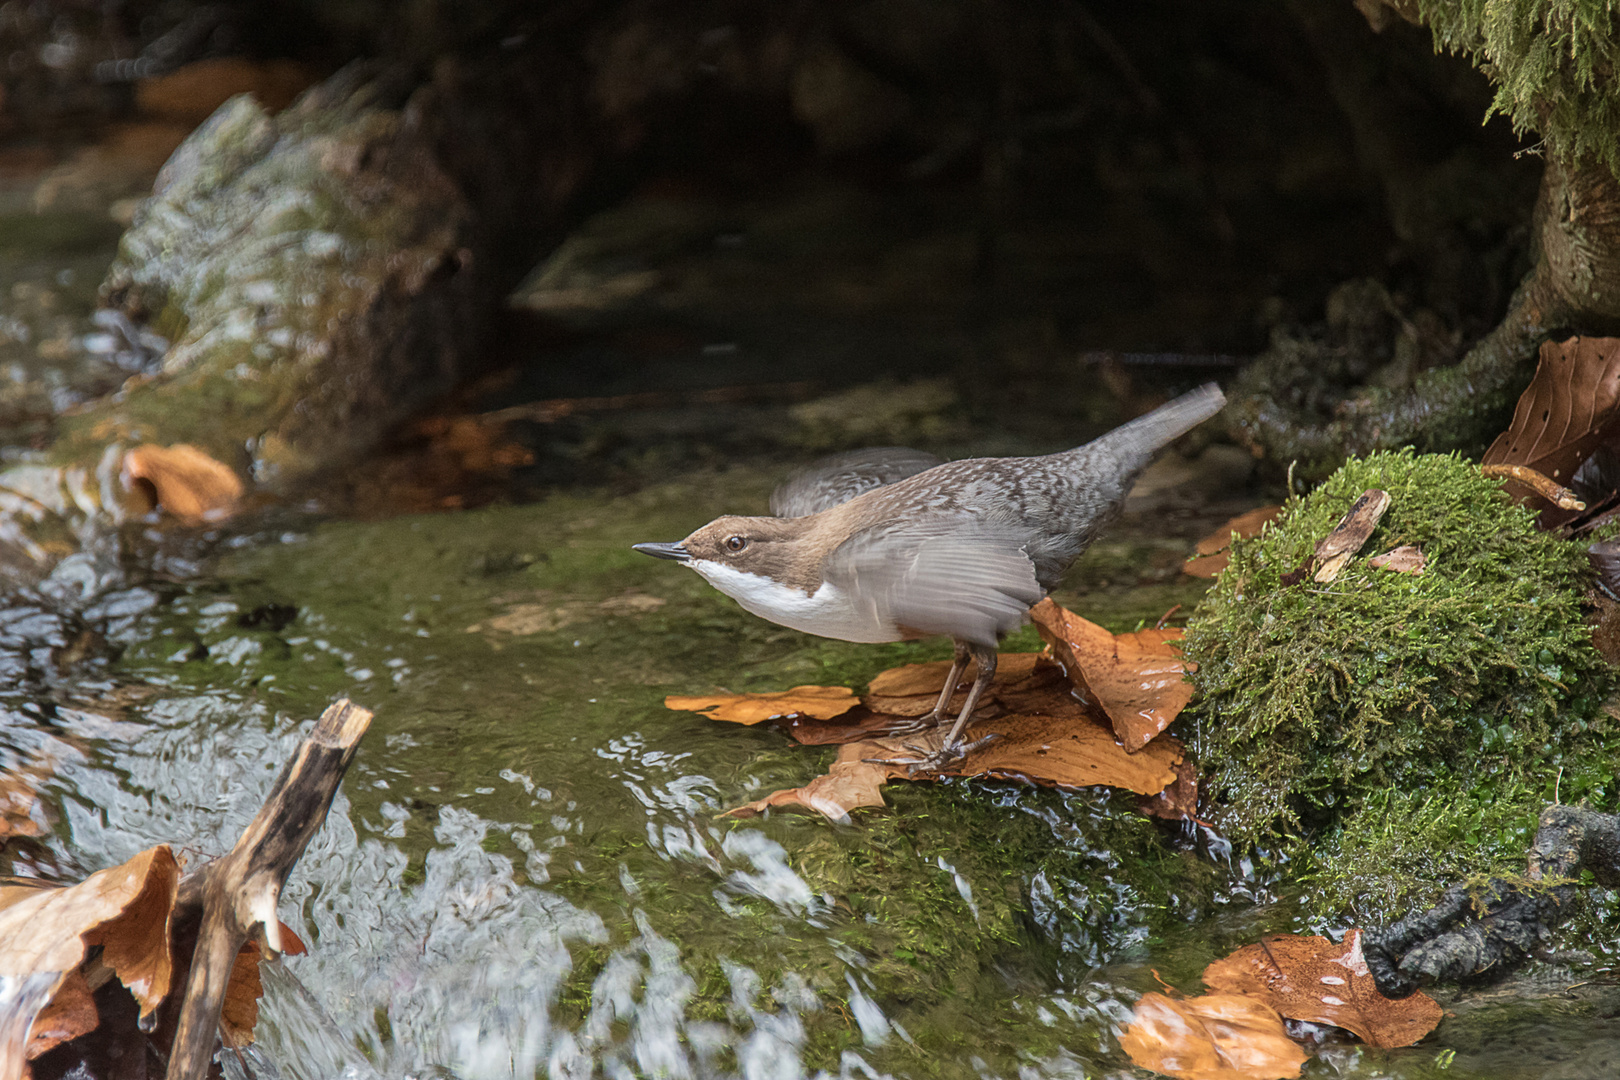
[[1089, 382, 1226, 461]]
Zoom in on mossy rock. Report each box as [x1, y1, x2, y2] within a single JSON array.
[[1181, 450, 1615, 888]]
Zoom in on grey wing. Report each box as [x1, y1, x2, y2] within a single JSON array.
[[770, 447, 943, 517], [824, 520, 1045, 648]]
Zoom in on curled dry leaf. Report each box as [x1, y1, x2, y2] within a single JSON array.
[[0, 844, 178, 1076], [1312, 490, 1390, 584], [723, 750, 890, 821], [1368, 545, 1426, 574], [122, 444, 244, 524], [1030, 599, 1194, 751], [665, 686, 859, 725], [728, 712, 1182, 820], [220, 926, 307, 1048], [1482, 336, 1620, 513], [25, 968, 96, 1061], [1185, 506, 1285, 578], [1202, 930, 1442, 1049], [1119, 992, 1308, 1080], [1140, 758, 1200, 821]]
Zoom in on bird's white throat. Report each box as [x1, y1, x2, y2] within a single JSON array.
[[688, 560, 899, 643]]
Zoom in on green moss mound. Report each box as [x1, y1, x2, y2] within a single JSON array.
[[1182, 450, 1613, 859]]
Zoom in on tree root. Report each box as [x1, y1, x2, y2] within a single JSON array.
[[1363, 804, 1620, 999]]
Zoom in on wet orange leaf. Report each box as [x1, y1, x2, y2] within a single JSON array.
[[123, 444, 244, 523], [665, 686, 859, 725], [0, 845, 178, 1077], [1120, 992, 1308, 1080], [1185, 506, 1285, 578], [724, 749, 891, 821], [217, 922, 306, 1049], [1031, 599, 1194, 751], [25, 968, 96, 1060], [1202, 931, 1441, 1049], [725, 711, 1181, 820], [0, 765, 51, 842], [1140, 758, 1200, 820]]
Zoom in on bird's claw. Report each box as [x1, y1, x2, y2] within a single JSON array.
[[875, 714, 938, 737], [862, 731, 1002, 775]]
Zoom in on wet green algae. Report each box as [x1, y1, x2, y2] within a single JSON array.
[[1182, 450, 1619, 918], [114, 470, 1237, 1074]]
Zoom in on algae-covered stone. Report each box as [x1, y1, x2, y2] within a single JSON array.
[[71, 68, 481, 485], [1182, 451, 1615, 871]]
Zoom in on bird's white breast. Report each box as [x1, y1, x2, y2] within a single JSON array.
[[690, 561, 899, 643]]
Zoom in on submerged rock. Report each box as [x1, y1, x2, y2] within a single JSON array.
[[71, 67, 481, 486]]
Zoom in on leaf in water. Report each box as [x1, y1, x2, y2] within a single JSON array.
[[0, 761, 52, 842], [1367, 545, 1426, 574], [25, 969, 96, 1061], [723, 750, 890, 821], [1202, 930, 1442, 1049], [1482, 336, 1620, 506], [664, 686, 859, 724], [1119, 992, 1308, 1080], [0, 845, 179, 1053], [1030, 599, 1194, 751], [1185, 506, 1285, 578], [122, 444, 244, 523], [728, 712, 1182, 820], [1140, 758, 1200, 820], [220, 925, 305, 1048]]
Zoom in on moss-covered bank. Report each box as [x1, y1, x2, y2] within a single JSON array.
[[1181, 450, 1618, 918]]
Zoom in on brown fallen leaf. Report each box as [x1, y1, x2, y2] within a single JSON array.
[[1312, 490, 1390, 583], [122, 444, 244, 524], [1140, 758, 1200, 820], [1119, 992, 1308, 1080], [863, 652, 1046, 717], [1367, 545, 1426, 574], [723, 749, 891, 821], [220, 925, 308, 1048], [1482, 336, 1620, 512], [1185, 506, 1286, 578], [665, 686, 859, 725], [0, 761, 52, 842], [1202, 930, 1442, 1049], [730, 710, 1182, 819], [25, 968, 97, 1060], [0, 845, 179, 1074], [1031, 599, 1194, 751]]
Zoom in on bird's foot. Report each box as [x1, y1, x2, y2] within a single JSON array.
[[864, 731, 1002, 776], [875, 711, 942, 737]]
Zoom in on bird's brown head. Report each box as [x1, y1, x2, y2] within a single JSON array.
[[633, 515, 822, 591]]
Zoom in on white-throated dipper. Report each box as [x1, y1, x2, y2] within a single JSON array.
[[635, 382, 1226, 770]]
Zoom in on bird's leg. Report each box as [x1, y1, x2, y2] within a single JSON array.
[[924, 639, 972, 724], [879, 639, 970, 736], [869, 644, 1002, 773]]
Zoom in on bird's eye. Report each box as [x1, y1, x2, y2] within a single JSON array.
[[724, 535, 748, 553]]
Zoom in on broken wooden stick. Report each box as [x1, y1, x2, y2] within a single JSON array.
[[1479, 462, 1586, 511], [167, 699, 372, 1080], [1312, 489, 1390, 583]]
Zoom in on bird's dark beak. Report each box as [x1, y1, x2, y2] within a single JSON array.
[[633, 541, 690, 563]]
